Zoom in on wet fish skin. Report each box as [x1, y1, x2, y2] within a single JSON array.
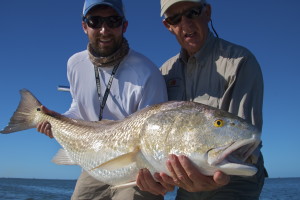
[[0, 89, 261, 186]]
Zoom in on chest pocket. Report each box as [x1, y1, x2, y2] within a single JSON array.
[[166, 77, 185, 101]]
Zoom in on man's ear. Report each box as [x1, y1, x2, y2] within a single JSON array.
[[163, 19, 175, 34], [122, 20, 128, 33], [82, 21, 88, 34], [203, 4, 212, 23]]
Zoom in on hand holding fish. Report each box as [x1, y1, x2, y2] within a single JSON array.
[[36, 106, 56, 139], [163, 154, 230, 192], [137, 154, 230, 195]]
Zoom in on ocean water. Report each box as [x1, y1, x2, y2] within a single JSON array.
[[0, 177, 299, 200], [0, 178, 74, 200]]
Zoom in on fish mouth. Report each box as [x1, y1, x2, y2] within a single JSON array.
[[208, 136, 261, 166]]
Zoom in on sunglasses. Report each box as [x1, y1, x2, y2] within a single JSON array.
[[83, 15, 124, 29], [165, 6, 205, 25]]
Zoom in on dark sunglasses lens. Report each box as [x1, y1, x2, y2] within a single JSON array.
[[85, 16, 123, 29], [166, 6, 203, 25], [106, 16, 123, 28], [166, 14, 181, 25], [86, 17, 102, 28], [186, 7, 202, 19]]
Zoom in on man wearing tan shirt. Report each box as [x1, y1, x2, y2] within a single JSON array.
[[137, 0, 267, 199]]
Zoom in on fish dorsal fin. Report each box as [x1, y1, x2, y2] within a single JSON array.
[[52, 149, 77, 165], [91, 147, 140, 171]]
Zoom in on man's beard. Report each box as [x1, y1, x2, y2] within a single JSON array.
[[91, 37, 122, 57], [87, 37, 129, 67]]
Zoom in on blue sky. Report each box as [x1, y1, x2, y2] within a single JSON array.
[[0, 0, 299, 180]]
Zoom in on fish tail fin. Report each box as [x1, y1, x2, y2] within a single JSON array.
[[0, 89, 42, 134]]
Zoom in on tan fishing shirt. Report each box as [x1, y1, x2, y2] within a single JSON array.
[[160, 32, 264, 161]]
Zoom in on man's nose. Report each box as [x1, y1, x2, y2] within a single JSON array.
[[99, 22, 110, 34]]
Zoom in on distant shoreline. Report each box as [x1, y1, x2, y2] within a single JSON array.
[[0, 177, 77, 181], [1, 177, 299, 181]]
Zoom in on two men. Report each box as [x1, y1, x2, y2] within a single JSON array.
[[39, 0, 266, 199]]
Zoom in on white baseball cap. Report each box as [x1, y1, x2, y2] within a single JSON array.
[[160, 0, 207, 16]]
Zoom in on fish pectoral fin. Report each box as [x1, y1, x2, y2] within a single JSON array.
[[51, 149, 77, 165], [90, 147, 140, 171], [111, 181, 137, 189]]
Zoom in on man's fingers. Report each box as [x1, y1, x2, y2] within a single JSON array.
[[157, 172, 176, 185], [213, 171, 230, 186], [136, 169, 147, 191], [177, 155, 205, 181], [166, 155, 228, 192], [137, 169, 165, 196], [154, 172, 175, 192], [167, 154, 193, 186], [36, 121, 54, 138], [166, 155, 180, 184]]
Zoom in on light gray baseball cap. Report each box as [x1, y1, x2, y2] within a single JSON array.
[[160, 0, 207, 16]]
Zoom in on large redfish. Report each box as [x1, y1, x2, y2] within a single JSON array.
[[0, 89, 261, 186]]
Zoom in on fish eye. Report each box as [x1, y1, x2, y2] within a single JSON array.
[[214, 119, 224, 127]]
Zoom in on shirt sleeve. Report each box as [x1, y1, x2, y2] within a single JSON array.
[[63, 98, 82, 119], [62, 58, 83, 120], [137, 68, 168, 110], [222, 53, 264, 131]]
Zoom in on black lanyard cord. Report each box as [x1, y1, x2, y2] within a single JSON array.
[[94, 63, 120, 121]]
